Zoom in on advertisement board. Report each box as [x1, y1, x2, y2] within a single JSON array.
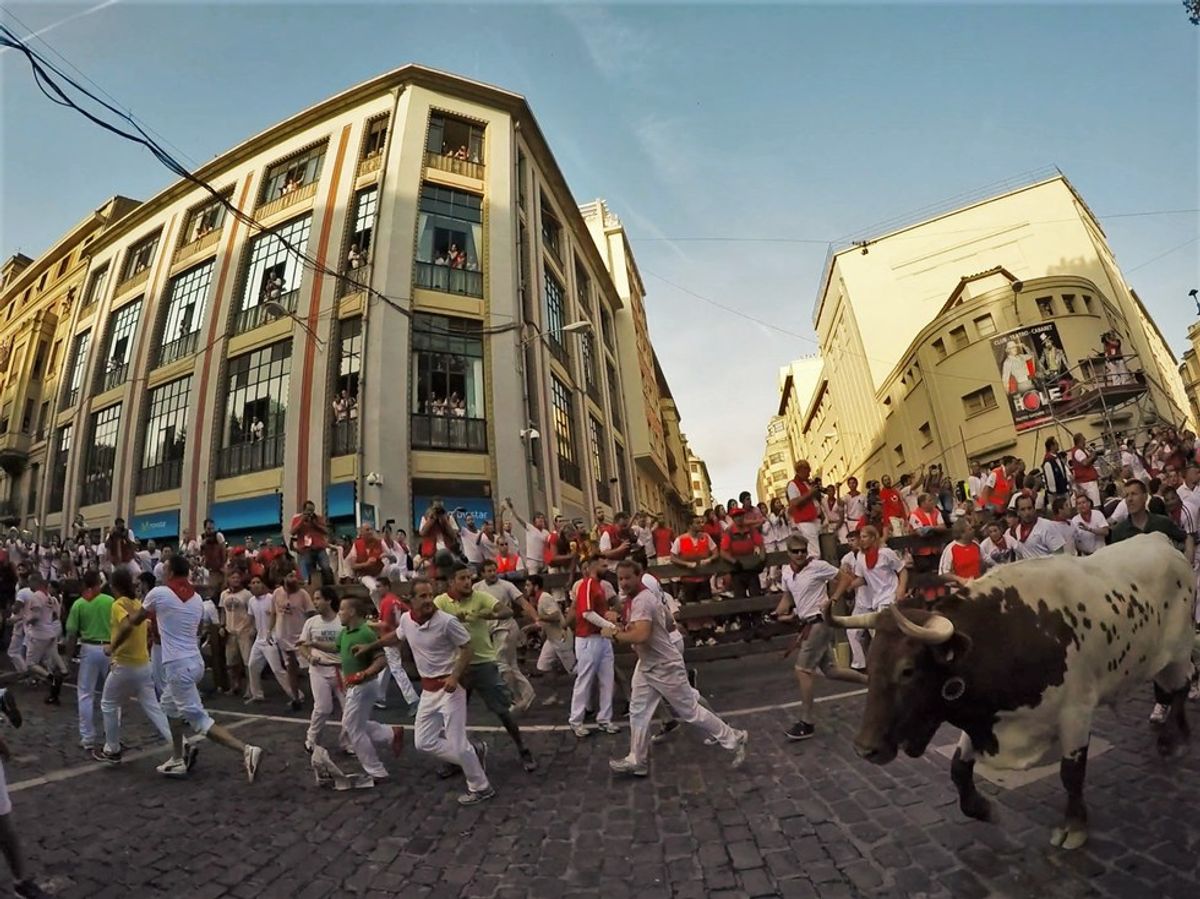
[[990, 322, 1073, 432]]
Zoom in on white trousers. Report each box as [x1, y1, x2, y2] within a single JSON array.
[[492, 621, 535, 712], [374, 645, 418, 705], [569, 636, 614, 727], [248, 640, 295, 700], [150, 643, 164, 696], [413, 686, 489, 793], [307, 665, 351, 749], [101, 663, 171, 753], [626, 658, 739, 766], [77, 644, 110, 744], [24, 634, 67, 676], [536, 636, 576, 673], [1076, 481, 1101, 508], [342, 683, 393, 778], [5, 623, 26, 673]]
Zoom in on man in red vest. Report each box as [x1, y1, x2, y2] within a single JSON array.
[[719, 509, 765, 597], [669, 515, 718, 604], [979, 456, 1020, 517], [1069, 432, 1102, 508], [878, 476, 908, 536], [346, 524, 386, 591], [907, 493, 947, 574], [290, 500, 334, 587], [786, 460, 821, 559]]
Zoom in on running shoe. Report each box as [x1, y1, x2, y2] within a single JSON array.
[[608, 757, 649, 777], [571, 724, 591, 739], [457, 786, 496, 806], [92, 747, 122, 765], [0, 688, 22, 728], [184, 741, 200, 773], [596, 722, 621, 734], [785, 721, 815, 741], [731, 730, 749, 769], [520, 748, 538, 773], [156, 757, 188, 778], [1149, 703, 1168, 725], [244, 744, 263, 783]]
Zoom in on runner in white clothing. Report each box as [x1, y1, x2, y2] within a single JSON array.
[[1008, 495, 1067, 559], [1070, 494, 1110, 556], [244, 575, 298, 703], [296, 586, 351, 754], [848, 526, 908, 611], [503, 497, 550, 575], [837, 532, 869, 671]]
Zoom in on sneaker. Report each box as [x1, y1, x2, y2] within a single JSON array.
[[304, 740, 314, 754], [571, 724, 591, 739], [243, 744, 263, 783], [457, 786, 496, 806], [436, 763, 459, 779], [651, 720, 681, 744], [183, 741, 200, 773], [609, 757, 649, 777], [520, 748, 538, 773], [92, 747, 122, 765], [156, 757, 188, 778], [731, 730, 749, 769], [1149, 703, 1168, 725], [14, 879, 50, 899], [785, 721, 815, 741], [391, 726, 405, 758], [596, 722, 620, 734], [0, 688, 22, 728]]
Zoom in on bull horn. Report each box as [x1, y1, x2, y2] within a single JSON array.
[[829, 611, 881, 629], [889, 603, 955, 645]]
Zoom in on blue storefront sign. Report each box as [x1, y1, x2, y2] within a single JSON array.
[[211, 493, 283, 533], [131, 509, 180, 541], [411, 496, 495, 534], [326, 482, 357, 520]]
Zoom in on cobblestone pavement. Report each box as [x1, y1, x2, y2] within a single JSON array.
[[2, 656, 1198, 899]]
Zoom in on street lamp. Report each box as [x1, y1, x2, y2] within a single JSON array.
[[519, 319, 591, 348]]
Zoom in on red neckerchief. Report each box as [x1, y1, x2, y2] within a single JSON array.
[[411, 604, 435, 625], [1016, 521, 1035, 543], [994, 534, 1008, 549], [167, 576, 196, 600], [864, 547, 880, 569]]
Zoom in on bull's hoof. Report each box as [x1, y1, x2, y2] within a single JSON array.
[[960, 793, 992, 822], [1050, 826, 1088, 850]]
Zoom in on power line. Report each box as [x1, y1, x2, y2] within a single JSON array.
[[1124, 234, 1200, 275]]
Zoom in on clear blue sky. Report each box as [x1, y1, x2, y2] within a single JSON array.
[[3, 1, 1197, 501]]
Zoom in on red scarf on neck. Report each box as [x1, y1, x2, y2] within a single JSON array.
[[167, 576, 196, 601], [1016, 521, 1035, 543], [864, 547, 880, 569], [411, 604, 435, 625]]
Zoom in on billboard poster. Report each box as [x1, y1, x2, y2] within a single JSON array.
[[991, 322, 1073, 432]]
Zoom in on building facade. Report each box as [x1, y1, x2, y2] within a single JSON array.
[[780, 174, 1192, 486], [5, 66, 691, 545], [687, 449, 714, 515], [756, 416, 792, 503], [1180, 321, 1200, 429]]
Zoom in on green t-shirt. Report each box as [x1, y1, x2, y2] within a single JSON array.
[[66, 592, 115, 642], [338, 622, 379, 677], [1110, 513, 1188, 546], [434, 590, 499, 664]]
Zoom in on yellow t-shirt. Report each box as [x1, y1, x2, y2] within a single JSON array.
[[111, 595, 150, 666]]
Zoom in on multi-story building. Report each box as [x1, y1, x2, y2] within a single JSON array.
[[756, 416, 792, 503], [0, 197, 139, 530], [783, 173, 1191, 485], [1180, 321, 1200, 429], [12, 65, 691, 546], [687, 448, 714, 515], [773, 356, 824, 474]]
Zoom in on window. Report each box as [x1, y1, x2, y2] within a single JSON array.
[[183, 195, 227, 244], [1062, 294, 1076, 314], [962, 385, 998, 416], [541, 200, 562, 261], [580, 330, 599, 401], [62, 331, 91, 408], [48, 340, 61, 378], [99, 300, 141, 392], [973, 313, 996, 337], [551, 376, 580, 487], [544, 267, 568, 362], [600, 306, 615, 350], [331, 318, 362, 456], [235, 214, 312, 333], [261, 145, 326, 202], [120, 232, 160, 283], [38, 272, 47, 291], [346, 186, 378, 263], [0, 403, 9, 434], [426, 113, 484, 165], [614, 441, 630, 510], [158, 261, 213, 366], [411, 314, 486, 452], [20, 399, 33, 433], [48, 424, 71, 512], [919, 422, 932, 446], [31, 341, 47, 378], [589, 417, 609, 503], [36, 401, 49, 440], [893, 444, 905, 466], [413, 184, 483, 297], [82, 265, 108, 309], [769, 452, 785, 464], [1035, 296, 1054, 319], [81, 403, 121, 506], [931, 337, 947, 360], [27, 463, 38, 517], [362, 117, 388, 159], [1082, 295, 1094, 314], [57, 257, 70, 278], [575, 261, 592, 315], [218, 341, 292, 477], [139, 377, 190, 494], [606, 361, 623, 431], [949, 325, 969, 351]]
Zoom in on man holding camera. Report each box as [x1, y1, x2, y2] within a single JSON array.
[[418, 500, 461, 562], [105, 519, 140, 579], [289, 500, 334, 587], [1069, 433, 1102, 508]]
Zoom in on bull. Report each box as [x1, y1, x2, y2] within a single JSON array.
[[828, 533, 1194, 850]]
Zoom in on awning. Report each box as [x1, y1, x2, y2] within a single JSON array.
[[211, 493, 282, 533], [327, 481, 357, 519], [131, 509, 180, 541]]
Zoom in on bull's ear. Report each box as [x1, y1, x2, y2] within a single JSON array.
[[930, 632, 972, 667]]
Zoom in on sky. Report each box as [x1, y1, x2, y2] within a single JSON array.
[[2, 1, 1198, 502]]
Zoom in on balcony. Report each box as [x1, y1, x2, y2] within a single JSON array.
[[413, 261, 483, 298], [339, 262, 372, 298], [424, 150, 484, 181], [410, 413, 487, 452], [255, 181, 317, 222], [101, 360, 130, 393], [558, 456, 581, 490], [0, 432, 31, 475], [138, 458, 183, 494], [357, 154, 382, 179], [217, 434, 285, 478], [115, 266, 151, 296], [158, 330, 200, 367], [173, 228, 223, 265], [331, 417, 357, 456], [235, 289, 298, 334]]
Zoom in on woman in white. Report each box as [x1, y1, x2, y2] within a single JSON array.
[[297, 586, 352, 754], [1070, 494, 1110, 556], [761, 498, 790, 592]]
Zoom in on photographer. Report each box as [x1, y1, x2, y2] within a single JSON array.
[[104, 518, 140, 578], [289, 500, 334, 587], [417, 499, 461, 562], [1068, 433, 1102, 508]]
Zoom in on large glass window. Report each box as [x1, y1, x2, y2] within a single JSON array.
[[426, 113, 484, 164], [606, 361, 622, 431], [589, 416, 610, 504], [411, 314, 486, 452], [614, 440, 630, 510], [183, 195, 227, 244], [544, 266, 567, 363], [99, 300, 141, 392], [414, 184, 483, 298], [81, 404, 121, 506], [61, 331, 90, 409], [158, 261, 212, 366], [541, 199, 562, 262], [551, 376, 580, 488], [331, 318, 362, 456], [218, 341, 291, 477], [120, 232, 159, 283], [138, 377, 190, 494], [48, 424, 71, 512], [261, 145, 326, 203], [341, 188, 377, 295], [235, 215, 312, 333], [580, 330, 599, 401], [363, 117, 388, 160], [81, 264, 108, 309]]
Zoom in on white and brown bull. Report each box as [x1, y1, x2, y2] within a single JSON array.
[[828, 533, 1194, 850]]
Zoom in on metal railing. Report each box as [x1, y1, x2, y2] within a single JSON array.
[[558, 456, 581, 489], [424, 150, 484, 180], [158, 330, 200, 367], [234, 289, 299, 334], [331, 418, 357, 456], [410, 414, 487, 452], [339, 262, 372, 298], [254, 181, 317, 221], [217, 434, 286, 478], [173, 228, 223, 264], [138, 458, 183, 494], [413, 261, 483, 298], [101, 361, 129, 392]]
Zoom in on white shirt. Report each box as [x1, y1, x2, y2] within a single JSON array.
[[143, 584, 204, 663], [843, 493, 867, 523], [1108, 499, 1129, 524], [1071, 510, 1109, 555], [248, 593, 274, 644], [633, 525, 655, 558], [299, 614, 343, 665], [1121, 449, 1150, 482], [780, 559, 839, 620], [462, 529, 483, 565], [398, 609, 471, 678], [1051, 520, 1077, 555], [899, 486, 918, 514], [523, 525, 550, 566], [1009, 517, 1066, 560], [968, 475, 985, 508], [853, 548, 905, 611], [626, 587, 683, 666], [201, 599, 220, 627], [474, 577, 522, 614]]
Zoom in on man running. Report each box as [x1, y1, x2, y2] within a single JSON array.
[[245, 574, 298, 705], [474, 560, 536, 713], [337, 596, 403, 781], [297, 586, 351, 754], [606, 560, 747, 775], [111, 554, 263, 781], [62, 571, 114, 748], [568, 555, 619, 738]]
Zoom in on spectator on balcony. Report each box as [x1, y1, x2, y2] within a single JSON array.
[[290, 501, 334, 587], [434, 251, 449, 267], [448, 393, 466, 418], [250, 417, 265, 443], [261, 274, 284, 304], [1101, 330, 1134, 385], [346, 245, 366, 271], [332, 392, 350, 424], [453, 145, 469, 161]]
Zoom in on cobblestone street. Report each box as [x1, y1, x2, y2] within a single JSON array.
[[2, 656, 1198, 898]]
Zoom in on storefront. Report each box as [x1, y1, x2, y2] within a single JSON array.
[[131, 509, 181, 546], [210, 493, 283, 544], [326, 481, 358, 538]]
